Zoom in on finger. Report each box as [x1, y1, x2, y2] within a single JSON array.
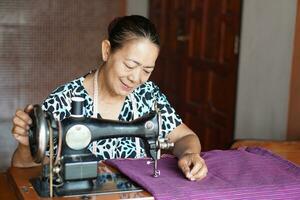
[[24, 104, 34, 113], [15, 109, 32, 125], [12, 133, 28, 140], [190, 163, 208, 181], [178, 159, 192, 178], [189, 155, 205, 175], [12, 126, 29, 137], [190, 161, 202, 176], [12, 115, 30, 130]]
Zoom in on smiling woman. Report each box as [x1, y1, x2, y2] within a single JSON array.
[[11, 15, 208, 182], [99, 38, 159, 99]]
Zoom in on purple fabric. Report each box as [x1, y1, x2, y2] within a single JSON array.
[[105, 147, 300, 200]]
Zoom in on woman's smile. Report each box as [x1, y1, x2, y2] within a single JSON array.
[[120, 80, 134, 92]]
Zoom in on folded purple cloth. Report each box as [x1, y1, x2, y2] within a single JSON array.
[[105, 147, 300, 200]]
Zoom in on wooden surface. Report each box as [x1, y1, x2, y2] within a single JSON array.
[[2, 165, 153, 200], [3, 140, 299, 199], [231, 140, 300, 165], [0, 172, 17, 200]]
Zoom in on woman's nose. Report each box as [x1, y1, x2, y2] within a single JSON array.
[[128, 68, 142, 83]]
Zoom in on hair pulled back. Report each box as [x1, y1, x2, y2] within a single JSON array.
[[108, 15, 160, 52]]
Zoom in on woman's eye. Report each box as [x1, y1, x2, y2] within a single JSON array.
[[125, 63, 134, 69], [144, 70, 151, 74]]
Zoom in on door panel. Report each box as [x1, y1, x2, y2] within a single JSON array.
[[150, 0, 242, 150]]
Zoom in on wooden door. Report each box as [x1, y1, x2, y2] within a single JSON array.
[[149, 0, 242, 150]]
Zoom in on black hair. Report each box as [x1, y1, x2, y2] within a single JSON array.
[[108, 15, 160, 52]]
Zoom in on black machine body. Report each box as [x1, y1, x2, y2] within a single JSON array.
[[27, 97, 173, 197]]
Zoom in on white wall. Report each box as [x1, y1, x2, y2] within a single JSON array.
[[235, 0, 297, 140]]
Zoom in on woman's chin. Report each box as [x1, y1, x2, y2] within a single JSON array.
[[119, 86, 134, 95], [117, 89, 132, 97]]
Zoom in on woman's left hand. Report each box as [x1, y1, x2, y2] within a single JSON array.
[[177, 153, 208, 181]]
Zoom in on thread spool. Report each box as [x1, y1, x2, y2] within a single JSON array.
[[71, 97, 84, 117]]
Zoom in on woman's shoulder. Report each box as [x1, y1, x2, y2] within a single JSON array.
[[134, 81, 160, 94], [42, 75, 93, 120], [50, 76, 85, 96], [132, 81, 168, 106]]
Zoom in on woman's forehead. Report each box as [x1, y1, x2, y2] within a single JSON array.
[[116, 39, 159, 64]]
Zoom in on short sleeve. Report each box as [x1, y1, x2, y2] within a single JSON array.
[[150, 82, 182, 138]]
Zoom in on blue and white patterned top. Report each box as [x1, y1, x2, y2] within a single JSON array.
[[42, 73, 182, 160]]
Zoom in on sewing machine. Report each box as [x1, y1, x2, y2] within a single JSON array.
[[27, 97, 173, 197]]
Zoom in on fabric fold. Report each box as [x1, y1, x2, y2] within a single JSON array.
[[105, 147, 300, 200]]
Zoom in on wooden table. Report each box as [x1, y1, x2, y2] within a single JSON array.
[[231, 140, 300, 165], [0, 172, 18, 200], [3, 140, 299, 199], [1, 164, 153, 200]]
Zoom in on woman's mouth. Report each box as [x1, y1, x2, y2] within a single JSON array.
[[120, 81, 133, 92]]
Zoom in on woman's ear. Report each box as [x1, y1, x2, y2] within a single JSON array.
[[101, 40, 111, 62]]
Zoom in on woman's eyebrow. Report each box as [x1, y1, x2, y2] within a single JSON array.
[[125, 58, 155, 68]]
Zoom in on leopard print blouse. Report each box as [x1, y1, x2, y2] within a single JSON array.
[[42, 73, 182, 160]]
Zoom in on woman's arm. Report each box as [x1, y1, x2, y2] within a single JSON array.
[[167, 123, 208, 181], [12, 144, 40, 167]]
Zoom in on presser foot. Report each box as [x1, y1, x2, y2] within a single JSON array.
[[153, 169, 160, 177], [147, 159, 160, 177]]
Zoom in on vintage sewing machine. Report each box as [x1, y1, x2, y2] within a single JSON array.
[[27, 97, 173, 197]]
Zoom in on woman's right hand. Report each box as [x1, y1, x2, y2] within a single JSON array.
[[11, 105, 33, 146], [11, 105, 42, 167]]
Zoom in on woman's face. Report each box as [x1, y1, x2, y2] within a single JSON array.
[[103, 38, 159, 97]]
